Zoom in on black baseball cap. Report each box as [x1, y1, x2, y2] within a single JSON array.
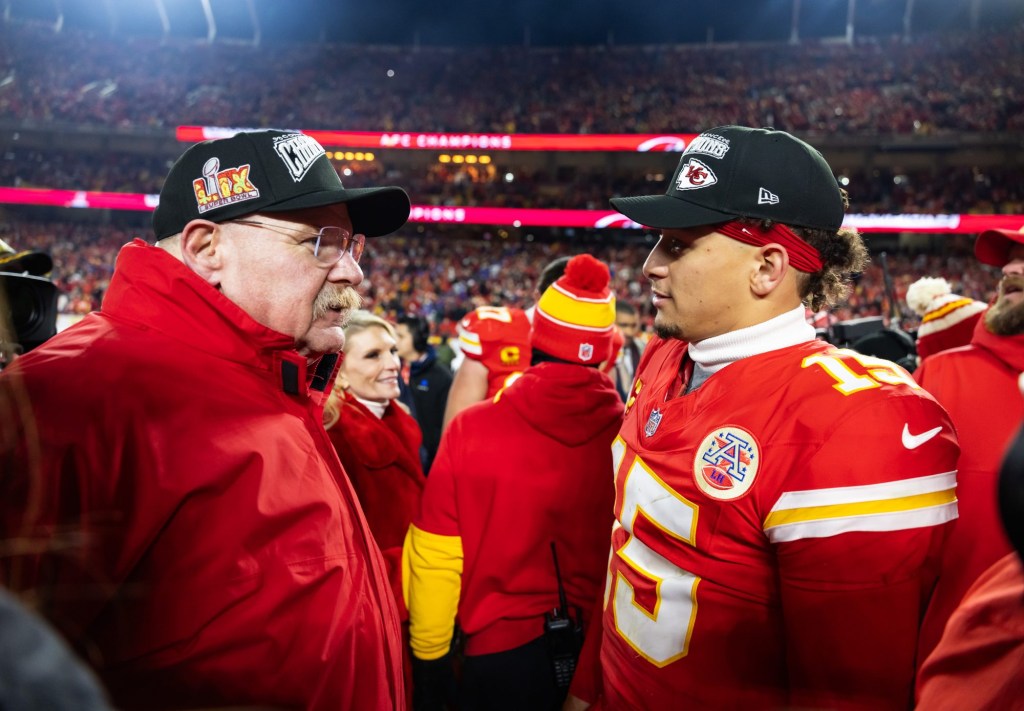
[[611, 126, 845, 232], [153, 130, 410, 240]]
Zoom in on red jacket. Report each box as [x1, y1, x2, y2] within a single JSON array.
[[915, 318, 1024, 664], [916, 553, 1024, 710], [406, 362, 623, 659], [0, 240, 405, 710], [327, 392, 426, 617]]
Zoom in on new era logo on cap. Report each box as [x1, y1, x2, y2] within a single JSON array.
[[758, 188, 779, 205]]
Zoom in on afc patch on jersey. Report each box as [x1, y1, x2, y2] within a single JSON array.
[[693, 425, 760, 501]]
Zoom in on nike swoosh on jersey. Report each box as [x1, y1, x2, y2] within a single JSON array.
[[902, 424, 943, 449]]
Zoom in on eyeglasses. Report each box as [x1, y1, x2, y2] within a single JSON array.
[[231, 219, 365, 265]]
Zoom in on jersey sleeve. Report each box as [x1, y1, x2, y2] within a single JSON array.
[[766, 391, 959, 708], [405, 421, 465, 661], [456, 307, 531, 397]]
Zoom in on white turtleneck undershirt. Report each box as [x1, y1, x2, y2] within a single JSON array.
[[354, 394, 389, 419], [685, 304, 815, 393]]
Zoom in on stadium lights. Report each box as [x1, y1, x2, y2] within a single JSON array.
[[438, 154, 491, 164], [326, 151, 375, 162]]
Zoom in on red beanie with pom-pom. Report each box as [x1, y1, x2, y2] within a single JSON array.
[[531, 254, 616, 364]]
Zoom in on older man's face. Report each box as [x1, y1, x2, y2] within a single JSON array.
[[214, 203, 363, 358]]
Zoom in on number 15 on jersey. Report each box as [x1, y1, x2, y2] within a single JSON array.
[[607, 436, 702, 667]]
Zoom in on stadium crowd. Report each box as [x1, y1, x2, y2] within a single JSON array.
[[0, 24, 1022, 134], [3, 148, 1024, 216], [0, 216, 1000, 338]]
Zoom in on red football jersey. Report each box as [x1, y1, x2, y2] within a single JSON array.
[[456, 306, 532, 398], [597, 337, 959, 710]]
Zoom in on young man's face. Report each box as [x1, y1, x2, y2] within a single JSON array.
[[213, 203, 363, 358], [616, 311, 640, 339], [395, 323, 418, 362], [642, 226, 757, 344]]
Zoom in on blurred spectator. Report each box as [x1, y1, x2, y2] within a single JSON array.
[[0, 588, 112, 710], [1, 24, 1022, 135], [395, 314, 452, 473], [915, 227, 1024, 666], [610, 300, 645, 400], [905, 275, 987, 361]]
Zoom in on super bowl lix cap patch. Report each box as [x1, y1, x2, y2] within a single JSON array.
[[153, 129, 411, 240], [193, 157, 260, 214]]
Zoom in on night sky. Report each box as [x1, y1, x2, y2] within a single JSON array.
[[6, 0, 1024, 46]]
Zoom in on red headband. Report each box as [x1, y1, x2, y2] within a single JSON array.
[[717, 220, 824, 273]]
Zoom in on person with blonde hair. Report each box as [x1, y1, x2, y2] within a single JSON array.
[[326, 310, 426, 617]]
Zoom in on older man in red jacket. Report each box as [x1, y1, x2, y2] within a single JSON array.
[[0, 130, 411, 710]]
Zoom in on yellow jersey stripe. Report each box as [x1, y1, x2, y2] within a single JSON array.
[[763, 488, 957, 530], [457, 332, 482, 355], [770, 471, 956, 511]]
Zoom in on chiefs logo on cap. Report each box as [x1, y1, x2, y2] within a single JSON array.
[[674, 158, 718, 191]]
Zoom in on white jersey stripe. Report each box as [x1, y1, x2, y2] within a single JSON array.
[[769, 471, 956, 511], [765, 502, 959, 543]]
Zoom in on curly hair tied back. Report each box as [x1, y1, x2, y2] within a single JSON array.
[[740, 188, 868, 312]]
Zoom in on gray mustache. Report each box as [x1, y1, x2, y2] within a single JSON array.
[[312, 287, 362, 320]]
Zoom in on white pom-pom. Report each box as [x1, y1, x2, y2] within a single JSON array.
[[906, 277, 952, 316]]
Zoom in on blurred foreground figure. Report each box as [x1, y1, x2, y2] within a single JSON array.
[[0, 130, 411, 710], [916, 373, 1024, 710]]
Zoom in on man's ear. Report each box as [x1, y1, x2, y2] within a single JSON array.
[[750, 243, 790, 297], [179, 220, 224, 286]]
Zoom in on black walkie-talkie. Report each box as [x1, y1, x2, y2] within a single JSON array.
[[544, 541, 584, 691]]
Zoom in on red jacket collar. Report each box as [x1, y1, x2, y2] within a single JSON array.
[[971, 315, 1024, 373], [104, 239, 338, 400]]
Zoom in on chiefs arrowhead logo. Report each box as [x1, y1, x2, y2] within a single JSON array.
[[674, 158, 717, 191]]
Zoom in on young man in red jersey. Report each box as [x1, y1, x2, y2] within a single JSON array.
[[568, 126, 960, 710]]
